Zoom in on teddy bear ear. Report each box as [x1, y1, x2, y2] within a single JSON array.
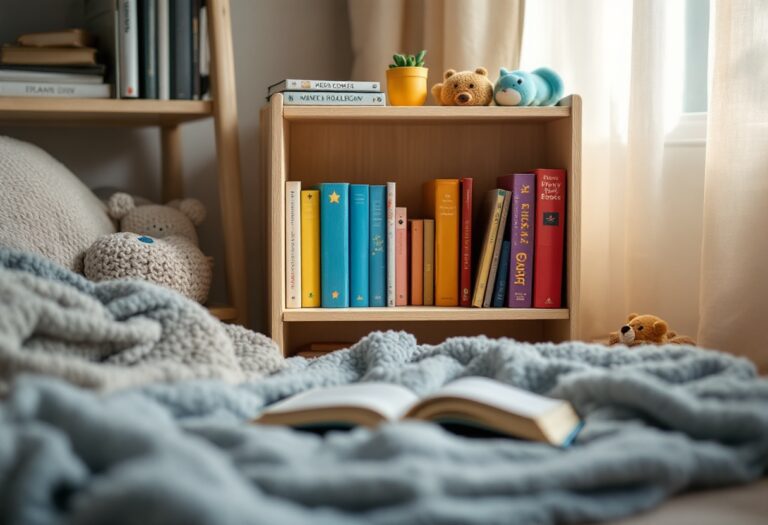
[[177, 198, 206, 225], [444, 69, 456, 79], [107, 192, 135, 220], [653, 319, 668, 336], [627, 313, 639, 322], [475, 67, 489, 76]]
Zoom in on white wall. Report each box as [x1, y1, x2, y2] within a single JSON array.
[[0, 0, 352, 332]]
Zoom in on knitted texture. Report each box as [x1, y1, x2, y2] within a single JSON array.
[[84, 232, 213, 303], [1, 331, 767, 525], [0, 247, 283, 392], [108, 192, 205, 244], [0, 135, 115, 272]]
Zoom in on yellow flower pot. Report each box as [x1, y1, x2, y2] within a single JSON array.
[[386, 67, 428, 106]]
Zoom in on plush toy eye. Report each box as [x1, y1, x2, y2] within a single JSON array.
[[469, 83, 475, 89], [137, 236, 154, 244], [453, 83, 458, 88], [637, 326, 644, 331], [517, 79, 523, 85]]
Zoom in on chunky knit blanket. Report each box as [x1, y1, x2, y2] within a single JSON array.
[[2, 329, 767, 524], [0, 248, 283, 392]]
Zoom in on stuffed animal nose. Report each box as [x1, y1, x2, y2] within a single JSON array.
[[620, 325, 631, 334], [457, 93, 470, 103]]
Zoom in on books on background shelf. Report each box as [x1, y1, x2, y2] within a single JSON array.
[[284, 169, 567, 311], [82, 0, 208, 100], [268, 78, 386, 106], [255, 376, 583, 447], [0, 28, 109, 98]]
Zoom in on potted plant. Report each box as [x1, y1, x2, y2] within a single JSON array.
[[386, 50, 428, 106]]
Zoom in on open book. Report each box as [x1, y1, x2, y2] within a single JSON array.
[[255, 377, 582, 447]]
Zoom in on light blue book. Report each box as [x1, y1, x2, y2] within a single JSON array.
[[368, 185, 387, 307], [492, 240, 511, 307], [350, 184, 370, 307], [320, 183, 350, 307]]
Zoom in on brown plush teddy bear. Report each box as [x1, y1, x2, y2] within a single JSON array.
[[431, 67, 494, 106], [608, 313, 696, 346]]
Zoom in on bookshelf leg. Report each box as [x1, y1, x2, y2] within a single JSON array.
[[161, 125, 183, 202], [208, 0, 248, 326]]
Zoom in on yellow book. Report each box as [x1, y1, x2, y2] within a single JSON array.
[[472, 190, 506, 307], [423, 179, 460, 306], [300, 190, 321, 307]]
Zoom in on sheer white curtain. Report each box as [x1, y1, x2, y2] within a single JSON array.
[[698, 0, 768, 371], [348, 0, 525, 98], [521, 0, 686, 341]]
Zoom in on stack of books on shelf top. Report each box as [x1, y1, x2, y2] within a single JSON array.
[[0, 29, 109, 98], [268, 79, 385, 106], [284, 169, 567, 310], [84, 0, 209, 100]]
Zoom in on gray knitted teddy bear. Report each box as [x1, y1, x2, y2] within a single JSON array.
[[83, 192, 213, 303]]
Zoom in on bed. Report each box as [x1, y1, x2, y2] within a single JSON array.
[[2, 246, 767, 525]]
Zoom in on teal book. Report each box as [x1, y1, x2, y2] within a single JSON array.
[[350, 184, 370, 307], [368, 185, 387, 307], [492, 240, 511, 307], [320, 183, 350, 307]]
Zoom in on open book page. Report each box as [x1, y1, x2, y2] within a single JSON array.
[[425, 377, 563, 418], [261, 382, 419, 422]]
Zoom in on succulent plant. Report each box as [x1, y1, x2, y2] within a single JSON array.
[[389, 50, 427, 68]]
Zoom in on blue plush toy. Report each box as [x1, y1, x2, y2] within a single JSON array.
[[494, 67, 563, 106]]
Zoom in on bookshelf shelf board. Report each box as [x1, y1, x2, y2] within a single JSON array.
[[0, 97, 213, 126], [208, 305, 238, 322], [283, 308, 569, 322], [282, 104, 571, 123]]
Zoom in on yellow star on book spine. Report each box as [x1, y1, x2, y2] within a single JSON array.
[[331, 291, 339, 299], [329, 191, 340, 203]]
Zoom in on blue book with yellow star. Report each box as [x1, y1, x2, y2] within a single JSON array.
[[368, 185, 387, 307], [349, 184, 370, 307], [320, 182, 350, 307]]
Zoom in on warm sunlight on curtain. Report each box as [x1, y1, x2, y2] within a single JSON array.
[[347, 0, 525, 98], [698, 0, 768, 372], [521, 0, 687, 342]]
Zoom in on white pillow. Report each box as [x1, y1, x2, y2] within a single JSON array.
[[0, 136, 115, 272]]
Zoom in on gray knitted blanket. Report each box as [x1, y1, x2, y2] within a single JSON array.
[[0, 247, 283, 392], [2, 329, 767, 524]]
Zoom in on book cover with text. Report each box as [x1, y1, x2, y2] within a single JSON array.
[[423, 179, 460, 306], [320, 183, 350, 307], [533, 169, 566, 308], [369, 185, 387, 307], [285, 181, 301, 308], [395, 208, 408, 306], [300, 189, 320, 307], [460, 178, 473, 307], [509, 173, 536, 307]]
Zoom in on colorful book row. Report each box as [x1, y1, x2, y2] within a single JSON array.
[[284, 170, 566, 309]]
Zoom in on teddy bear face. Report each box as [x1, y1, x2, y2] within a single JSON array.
[[120, 204, 199, 245], [617, 314, 669, 345], [434, 68, 493, 106]]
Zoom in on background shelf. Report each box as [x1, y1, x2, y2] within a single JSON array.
[[283, 307, 569, 322]]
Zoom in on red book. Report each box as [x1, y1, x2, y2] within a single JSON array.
[[459, 178, 473, 306], [532, 169, 566, 308]]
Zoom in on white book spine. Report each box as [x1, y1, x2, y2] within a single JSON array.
[[282, 91, 386, 106], [285, 181, 302, 309], [118, 0, 139, 98], [386, 182, 396, 307], [157, 0, 170, 100], [281, 79, 381, 93], [0, 81, 110, 98]]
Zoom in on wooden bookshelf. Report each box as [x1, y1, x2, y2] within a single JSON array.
[[262, 94, 582, 356], [0, 0, 247, 325]]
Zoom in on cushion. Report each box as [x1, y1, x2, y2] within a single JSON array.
[[0, 136, 115, 272]]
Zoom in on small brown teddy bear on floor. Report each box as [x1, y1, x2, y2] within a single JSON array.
[[608, 313, 696, 347], [431, 67, 494, 106]]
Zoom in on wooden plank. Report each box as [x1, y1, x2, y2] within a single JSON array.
[[268, 95, 287, 350], [0, 97, 211, 125], [283, 104, 570, 122], [207, 0, 248, 326], [160, 125, 183, 201], [208, 305, 238, 321], [283, 307, 569, 322]]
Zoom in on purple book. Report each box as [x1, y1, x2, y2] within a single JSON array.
[[508, 173, 535, 307]]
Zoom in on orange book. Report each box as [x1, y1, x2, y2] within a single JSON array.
[[395, 207, 408, 306], [409, 220, 424, 305], [423, 179, 460, 306]]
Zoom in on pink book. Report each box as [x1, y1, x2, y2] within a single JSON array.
[[395, 207, 408, 306]]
